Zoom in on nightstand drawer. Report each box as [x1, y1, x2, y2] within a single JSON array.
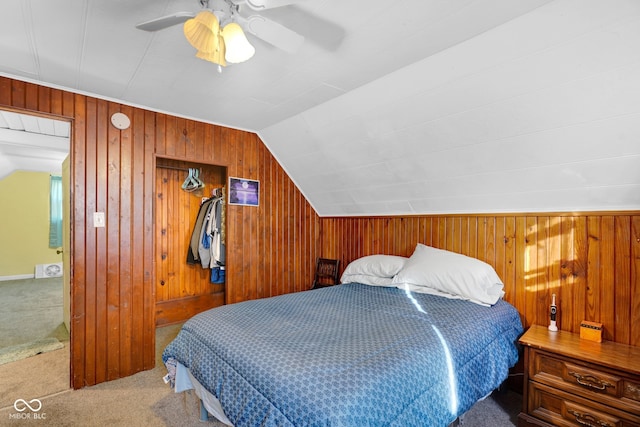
[[530, 348, 640, 415], [625, 382, 640, 403], [528, 381, 640, 427]]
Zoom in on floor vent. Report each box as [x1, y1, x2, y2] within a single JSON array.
[[35, 263, 63, 279]]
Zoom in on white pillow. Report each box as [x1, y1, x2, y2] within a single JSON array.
[[392, 244, 505, 306], [340, 274, 395, 287], [341, 255, 408, 279]]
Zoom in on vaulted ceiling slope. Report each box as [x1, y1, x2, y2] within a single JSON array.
[[1, 0, 639, 216]]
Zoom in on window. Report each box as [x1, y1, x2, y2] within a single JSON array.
[[49, 175, 62, 248]]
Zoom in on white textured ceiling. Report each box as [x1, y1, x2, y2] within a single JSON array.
[[0, 110, 70, 180], [1, 0, 639, 215]]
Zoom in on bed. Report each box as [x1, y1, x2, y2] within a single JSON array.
[[162, 245, 524, 426]]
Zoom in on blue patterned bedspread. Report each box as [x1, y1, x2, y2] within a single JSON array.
[[162, 283, 523, 426]]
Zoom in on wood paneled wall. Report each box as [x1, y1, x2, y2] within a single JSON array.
[[319, 214, 640, 347], [0, 76, 321, 389]]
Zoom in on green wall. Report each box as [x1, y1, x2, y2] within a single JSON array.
[[0, 171, 62, 277]]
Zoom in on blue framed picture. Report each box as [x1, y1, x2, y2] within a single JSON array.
[[228, 177, 259, 207]]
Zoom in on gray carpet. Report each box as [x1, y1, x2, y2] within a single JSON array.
[[0, 337, 64, 365], [461, 388, 520, 426], [0, 277, 68, 350]]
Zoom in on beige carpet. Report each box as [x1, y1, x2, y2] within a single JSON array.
[[0, 342, 70, 412]]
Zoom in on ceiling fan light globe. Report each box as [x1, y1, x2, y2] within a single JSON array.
[[222, 23, 255, 63], [184, 10, 220, 52], [195, 34, 227, 67]]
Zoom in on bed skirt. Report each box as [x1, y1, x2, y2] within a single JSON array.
[[174, 360, 234, 426]]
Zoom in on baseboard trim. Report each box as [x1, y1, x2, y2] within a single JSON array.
[[0, 274, 34, 281]]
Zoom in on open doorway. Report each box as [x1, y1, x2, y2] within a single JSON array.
[[0, 109, 71, 401]]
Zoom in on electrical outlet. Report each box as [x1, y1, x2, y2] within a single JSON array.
[[93, 212, 105, 228]]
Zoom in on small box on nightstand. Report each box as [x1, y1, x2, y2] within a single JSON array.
[[580, 320, 603, 342]]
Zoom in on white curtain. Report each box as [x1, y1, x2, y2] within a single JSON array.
[[49, 175, 63, 248]]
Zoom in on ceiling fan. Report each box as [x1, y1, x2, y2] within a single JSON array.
[[136, 0, 305, 70]]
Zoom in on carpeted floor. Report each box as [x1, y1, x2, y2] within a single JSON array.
[[0, 323, 230, 427], [0, 338, 64, 365], [0, 277, 68, 349]]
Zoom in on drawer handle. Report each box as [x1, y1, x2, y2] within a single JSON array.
[[568, 410, 612, 427], [569, 372, 613, 391], [627, 383, 640, 399]]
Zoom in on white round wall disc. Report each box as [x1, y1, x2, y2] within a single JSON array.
[[111, 112, 131, 130]]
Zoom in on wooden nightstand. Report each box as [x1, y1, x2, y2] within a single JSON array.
[[518, 325, 640, 427]]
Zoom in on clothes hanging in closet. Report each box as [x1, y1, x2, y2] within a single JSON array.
[[187, 193, 226, 284], [187, 197, 214, 265]]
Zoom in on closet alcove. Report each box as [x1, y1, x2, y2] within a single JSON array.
[[155, 157, 227, 326]]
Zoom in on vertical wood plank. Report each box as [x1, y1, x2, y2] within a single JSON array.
[[614, 216, 631, 345], [573, 217, 588, 334], [504, 217, 517, 313], [536, 217, 551, 330], [94, 98, 108, 384], [0, 78, 11, 102], [143, 109, 156, 370], [586, 217, 600, 323], [25, 83, 38, 110], [548, 217, 562, 330], [600, 216, 615, 341], [494, 217, 507, 296], [130, 106, 145, 372], [37, 85, 51, 112], [515, 217, 527, 325], [71, 94, 86, 389], [524, 216, 538, 327], [118, 105, 133, 377], [50, 89, 63, 116], [631, 216, 640, 347], [477, 218, 487, 264], [11, 80, 26, 108], [83, 97, 97, 386], [106, 102, 121, 381]]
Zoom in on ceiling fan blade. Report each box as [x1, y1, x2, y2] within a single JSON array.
[[240, 15, 304, 54], [241, 0, 306, 11], [135, 12, 196, 32]]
